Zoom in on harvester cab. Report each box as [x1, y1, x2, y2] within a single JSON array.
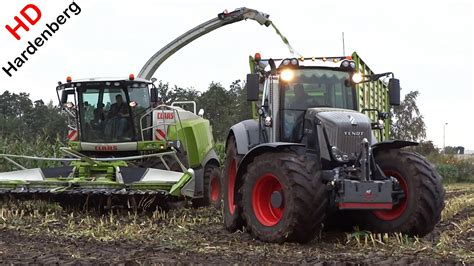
[[57, 75, 182, 155], [222, 53, 445, 243]]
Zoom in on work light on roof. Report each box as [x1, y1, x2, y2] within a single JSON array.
[[280, 69, 294, 82], [340, 60, 357, 70], [352, 72, 364, 83]]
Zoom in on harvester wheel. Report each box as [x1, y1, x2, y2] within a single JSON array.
[[362, 149, 445, 236], [222, 136, 244, 232], [192, 164, 221, 209], [241, 151, 327, 243]]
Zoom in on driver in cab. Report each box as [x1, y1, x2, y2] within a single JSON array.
[[107, 94, 129, 138], [289, 84, 316, 109]]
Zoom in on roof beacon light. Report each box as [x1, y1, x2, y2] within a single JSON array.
[[129, 74, 135, 81], [254, 53, 261, 61], [66, 76, 72, 83]]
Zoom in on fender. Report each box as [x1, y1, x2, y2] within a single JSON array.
[[226, 119, 260, 155], [234, 142, 305, 199], [372, 140, 418, 154], [192, 148, 220, 198]]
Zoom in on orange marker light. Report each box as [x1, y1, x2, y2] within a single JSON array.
[[346, 55, 352, 60], [254, 53, 261, 61], [129, 74, 135, 81], [66, 76, 72, 82]]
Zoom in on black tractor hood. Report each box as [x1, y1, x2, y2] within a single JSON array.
[[307, 108, 373, 154]]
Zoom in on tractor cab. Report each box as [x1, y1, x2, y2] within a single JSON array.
[[247, 54, 400, 144], [57, 75, 158, 146]]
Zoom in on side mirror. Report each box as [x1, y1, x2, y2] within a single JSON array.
[[150, 87, 158, 103], [60, 90, 68, 105], [388, 78, 401, 106], [198, 108, 204, 117], [246, 73, 260, 101]]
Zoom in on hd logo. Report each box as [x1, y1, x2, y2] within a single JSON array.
[[2, 2, 83, 78]]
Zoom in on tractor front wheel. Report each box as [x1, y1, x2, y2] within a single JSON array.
[[222, 136, 244, 232], [241, 151, 327, 243], [362, 149, 445, 236]]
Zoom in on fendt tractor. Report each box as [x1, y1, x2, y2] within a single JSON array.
[[222, 53, 445, 243], [0, 7, 272, 209]]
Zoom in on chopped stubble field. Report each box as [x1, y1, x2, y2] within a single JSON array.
[[0, 183, 472, 265]]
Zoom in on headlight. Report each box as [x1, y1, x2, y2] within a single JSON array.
[[377, 119, 384, 129], [349, 61, 356, 69], [282, 59, 290, 65], [280, 69, 294, 82], [331, 146, 351, 163], [264, 116, 272, 127], [341, 60, 350, 68], [352, 73, 364, 83], [290, 58, 298, 65]]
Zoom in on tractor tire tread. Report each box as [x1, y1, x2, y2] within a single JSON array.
[[241, 150, 326, 243]]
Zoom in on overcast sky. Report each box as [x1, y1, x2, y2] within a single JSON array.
[[0, 0, 472, 150]]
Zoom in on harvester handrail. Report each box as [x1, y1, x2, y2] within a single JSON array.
[[171, 101, 197, 114], [139, 105, 188, 149]]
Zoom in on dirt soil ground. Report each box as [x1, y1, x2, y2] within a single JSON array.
[[0, 183, 472, 265]]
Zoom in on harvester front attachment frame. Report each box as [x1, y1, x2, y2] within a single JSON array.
[[0, 148, 195, 209]]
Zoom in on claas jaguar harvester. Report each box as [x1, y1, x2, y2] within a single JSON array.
[[222, 53, 445, 243], [0, 7, 272, 209]]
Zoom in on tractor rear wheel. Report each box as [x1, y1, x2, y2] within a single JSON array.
[[241, 151, 327, 243], [362, 149, 445, 236], [192, 164, 221, 209], [222, 136, 244, 232]]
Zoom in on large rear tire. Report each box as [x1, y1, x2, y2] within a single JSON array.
[[241, 151, 327, 243], [362, 149, 445, 236], [222, 136, 244, 232], [192, 164, 221, 209]]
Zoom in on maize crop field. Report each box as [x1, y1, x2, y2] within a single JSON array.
[[0, 182, 472, 264]]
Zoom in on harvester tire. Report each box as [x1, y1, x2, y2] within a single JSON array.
[[192, 164, 221, 209], [362, 149, 445, 236], [241, 151, 327, 243], [222, 136, 245, 232]]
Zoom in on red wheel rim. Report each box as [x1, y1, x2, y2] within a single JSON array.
[[227, 159, 237, 214], [252, 173, 284, 226], [373, 170, 408, 221], [210, 175, 220, 202]]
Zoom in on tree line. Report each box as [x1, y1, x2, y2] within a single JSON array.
[[1, 83, 459, 155]]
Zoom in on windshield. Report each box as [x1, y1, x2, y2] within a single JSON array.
[[78, 82, 151, 143], [281, 68, 354, 110], [280, 68, 355, 142]]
